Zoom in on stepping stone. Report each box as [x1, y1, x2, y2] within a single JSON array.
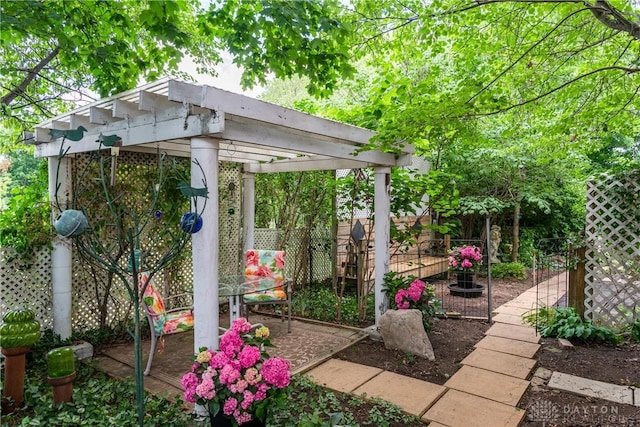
[[353, 371, 447, 416], [305, 359, 382, 393], [635, 388, 640, 407], [445, 365, 530, 406], [547, 372, 634, 405], [461, 348, 537, 379], [475, 335, 540, 358], [492, 312, 528, 326], [422, 389, 525, 427], [485, 322, 540, 343], [492, 304, 532, 317]]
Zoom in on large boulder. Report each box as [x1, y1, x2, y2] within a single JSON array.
[[379, 309, 435, 361]]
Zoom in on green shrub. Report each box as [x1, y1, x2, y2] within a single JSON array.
[[491, 262, 528, 280], [524, 307, 620, 345], [291, 286, 373, 326]]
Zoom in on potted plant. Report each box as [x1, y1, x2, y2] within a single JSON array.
[[181, 318, 291, 426], [448, 245, 483, 288]]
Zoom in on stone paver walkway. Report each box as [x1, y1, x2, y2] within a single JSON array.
[[305, 274, 568, 426]]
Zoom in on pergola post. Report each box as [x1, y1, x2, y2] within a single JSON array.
[[242, 172, 255, 253], [48, 156, 73, 340], [191, 138, 220, 351], [374, 167, 391, 326]]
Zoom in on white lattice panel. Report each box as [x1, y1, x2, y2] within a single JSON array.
[[1, 154, 243, 333], [0, 248, 53, 330], [585, 174, 640, 329]]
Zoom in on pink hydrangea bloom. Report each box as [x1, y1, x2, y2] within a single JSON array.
[[220, 364, 241, 385], [235, 410, 253, 425], [231, 317, 252, 334], [220, 330, 244, 357], [394, 289, 410, 309], [209, 351, 230, 369], [223, 397, 238, 415], [238, 345, 261, 368], [244, 367, 261, 385], [461, 259, 473, 269], [241, 390, 255, 410], [261, 357, 291, 388], [196, 377, 216, 400]]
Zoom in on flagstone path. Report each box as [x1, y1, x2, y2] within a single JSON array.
[[304, 274, 569, 426]]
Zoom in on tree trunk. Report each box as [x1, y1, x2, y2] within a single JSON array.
[[511, 203, 520, 262], [1, 46, 60, 106]]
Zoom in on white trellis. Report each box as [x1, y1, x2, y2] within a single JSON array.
[[584, 173, 640, 329]]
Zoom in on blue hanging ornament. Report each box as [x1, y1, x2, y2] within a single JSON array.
[[154, 210, 162, 220], [180, 212, 203, 233], [54, 209, 88, 237]]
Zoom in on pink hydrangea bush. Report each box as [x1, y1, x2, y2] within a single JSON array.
[[181, 318, 291, 426], [384, 272, 440, 332], [448, 245, 483, 271]]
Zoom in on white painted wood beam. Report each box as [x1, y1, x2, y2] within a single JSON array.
[[139, 90, 181, 112], [113, 99, 145, 118], [222, 117, 402, 166], [34, 109, 224, 157], [167, 80, 404, 153], [90, 107, 122, 125], [69, 114, 92, 129], [244, 157, 379, 173], [374, 167, 391, 327]]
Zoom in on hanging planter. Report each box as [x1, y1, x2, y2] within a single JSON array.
[[54, 209, 88, 237], [180, 212, 203, 233]]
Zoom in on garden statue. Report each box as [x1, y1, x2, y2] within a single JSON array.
[[490, 225, 502, 264]]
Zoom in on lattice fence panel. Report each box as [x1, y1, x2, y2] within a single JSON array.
[[254, 228, 333, 285], [1, 154, 243, 332], [585, 174, 640, 329], [0, 248, 53, 330]]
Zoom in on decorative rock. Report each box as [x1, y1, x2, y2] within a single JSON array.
[[557, 338, 574, 349], [379, 309, 435, 361]]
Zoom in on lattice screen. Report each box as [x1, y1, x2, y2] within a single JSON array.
[[254, 228, 332, 285], [584, 173, 640, 329], [0, 248, 53, 330], [1, 153, 242, 332]]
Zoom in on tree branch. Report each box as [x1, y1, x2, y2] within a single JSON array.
[[1, 46, 60, 106], [586, 0, 640, 40], [467, 6, 589, 103], [467, 65, 640, 117]]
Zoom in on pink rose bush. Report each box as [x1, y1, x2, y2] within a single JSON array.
[[448, 245, 483, 272], [181, 318, 291, 426]]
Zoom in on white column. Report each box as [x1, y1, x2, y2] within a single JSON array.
[[242, 173, 255, 252], [374, 167, 391, 326], [191, 138, 220, 352], [48, 156, 73, 339]]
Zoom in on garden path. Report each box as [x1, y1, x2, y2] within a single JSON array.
[[304, 273, 568, 426]]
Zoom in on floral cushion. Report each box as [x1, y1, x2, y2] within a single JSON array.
[[243, 250, 287, 302], [139, 271, 194, 336]]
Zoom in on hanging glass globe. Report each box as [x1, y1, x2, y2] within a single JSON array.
[[180, 212, 203, 233], [54, 209, 88, 237]]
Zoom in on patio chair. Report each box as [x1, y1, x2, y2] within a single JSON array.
[[139, 271, 194, 376], [243, 249, 292, 333]]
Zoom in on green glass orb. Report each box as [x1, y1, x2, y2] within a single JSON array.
[[47, 347, 75, 378]]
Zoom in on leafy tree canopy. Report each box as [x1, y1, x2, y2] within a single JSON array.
[[0, 0, 355, 137]]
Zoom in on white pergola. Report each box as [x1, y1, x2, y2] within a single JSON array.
[[32, 78, 414, 351]]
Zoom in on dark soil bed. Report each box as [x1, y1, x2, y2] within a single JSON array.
[[335, 318, 490, 385]]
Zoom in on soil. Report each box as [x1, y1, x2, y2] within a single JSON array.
[[333, 275, 640, 426]]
